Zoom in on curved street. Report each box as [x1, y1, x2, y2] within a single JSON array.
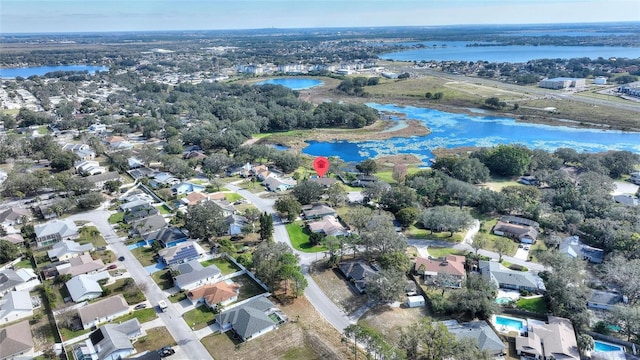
[[67, 209, 214, 360]]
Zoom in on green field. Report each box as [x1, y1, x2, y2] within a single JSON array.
[[405, 225, 465, 242], [516, 296, 547, 314], [224, 192, 242, 202], [285, 222, 326, 253], [200, 257, 241, 275], [183, 305, 216, 330], [113, 308, 157, 324], [108, 212, 124, 224]]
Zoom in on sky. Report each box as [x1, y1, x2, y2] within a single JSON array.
[[1, 0, 639, 34]]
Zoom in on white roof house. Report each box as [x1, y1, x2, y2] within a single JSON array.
[[66, 272, 109, 302], [172, 260, 222, 291], [0, 268, 40, 297], [47, 240, 94, 261], [35, 219, 79, 248], [0, 290, 34, 325]]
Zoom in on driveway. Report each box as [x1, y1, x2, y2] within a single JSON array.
[[225, 184, 353, 331], [612, 181, 639, 195], [67, 209, 214, 360]]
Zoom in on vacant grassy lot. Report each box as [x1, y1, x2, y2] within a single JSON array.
[[286, 222, 326, 253], [108, 212, 124, 224], [104, 279, 146, 305], [235, 274, 267, 302], [426, 247, 465, 259], [134, 327, 176, 354], [310, 261, 368, 315], [516, 296, 547, 314], [130, 246, 157, 266], [77, 226, 107, 247], [405, 226, 465, 242], [359, 304, 430, 346], [201, 296, 353, 360], [183, 305, 216, 330], [151, 269, 174, 290], [168, 292, 186, 303], [200, 257, 241, 275]]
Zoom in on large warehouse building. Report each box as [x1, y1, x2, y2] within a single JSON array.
[[539, 77, 586, 89]]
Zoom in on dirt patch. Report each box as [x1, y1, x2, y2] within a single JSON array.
[[358, 304, 429, 346], [375, 154, 423, 168], [310, 261, 368, 315], [201, 296, 352, 360]]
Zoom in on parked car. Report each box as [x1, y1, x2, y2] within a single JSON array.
[[118, 256, 125, 261], [158, 347, 175, 357], [524, 246, 530, 250], [107, 264, 117, 270], [134, 303, 147, 310]]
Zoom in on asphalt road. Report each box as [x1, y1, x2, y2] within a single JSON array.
[[67, 208, 214, 360], [225, 183, 353, 331]]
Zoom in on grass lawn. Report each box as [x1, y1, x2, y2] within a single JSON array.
[[200, 257, 240, 275], [516, 296, 548, 314], [108, 212, 124, 224], [14, 258, 33, 269], [93, 250, 115, 264], [134, 327, 176, 353], [375, 168, 422, 184], [105, 279, 146, 305], [168, 292, 186, 303], [235, 274, 267, 301], [426, 247, 465, 259], [59, 327, 92, 342], [183, 305, 216, 330], [37, 126, 48, 135], [286, 222, 326, 253], [130, 246, 157, 266], [151, 269, 174, 290], [405, 225, 464, 242], [77, 226, 107, 247], [224, 192, 242, 202], [155, 205, 172, 215], [113, 308, 157, 324]]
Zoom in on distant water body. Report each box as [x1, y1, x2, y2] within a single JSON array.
[[381, 42, 640, 63], [256, 78, 323, 90], [302, 103, 640, 164], [0, 65, 109, 79]]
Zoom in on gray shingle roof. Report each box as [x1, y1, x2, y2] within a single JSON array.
[[445, 320, 505, 355], [0, 320, 33, 359], [215, 297, 275, 340]]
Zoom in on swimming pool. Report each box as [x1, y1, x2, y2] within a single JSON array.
[[496, 297, 513, 304], [493, 315, 525, 332], [594, 340, 624, 352]]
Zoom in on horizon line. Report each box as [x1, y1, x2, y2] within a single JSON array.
[[2, 20, 639, 36]]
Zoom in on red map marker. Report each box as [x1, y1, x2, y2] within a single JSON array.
[[313, 157, 330, 177]]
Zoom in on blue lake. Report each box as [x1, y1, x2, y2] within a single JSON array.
[[0, 65, 109, 79], [302, 103, 640, 164], [256, 78, 323, 90], [380, 43, 640, 63]]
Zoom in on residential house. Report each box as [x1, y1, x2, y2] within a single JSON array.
[[518, 176, 540, 186], [559, 236, 605, 264], [121, 192, 154, 204], [479, 260, 546, 293], [75, 160, 106, 175], [150, 172, 180, 188], [613, 194, 640, 207], [158, 241, 200, 265], [127, 158, 144, 169], [88, 124, 107, 133], [62, 143, 96, 161], [226, 163, 252, 177], [215, 296, 280, 341], [146, 227, 187, 248], [183, 150, 206, 160], [171, 182, 205, 196], [105, 136, 133, 151], [123, 204, 158, 224], [444, 320, 505, 356], [187, 281, 240, 307], [587, 290, 625, 311], [47, 240, 94, 261], [0, 207, 31, 227], [77, 294, 130, 330], [262, 177, 297, 192], [181, 191, 225, 207], [631, 171, 640, 185], [119, 199, 152, 212], [0, 234, 24, 245], [308, 215, 349, 237], [339, 261, 378, 294], [172, 260, 222, 291], [492, 220, 539, 244], [34, 218, 79, 247], [57, 254, 105, 277], [130, 215, 166, 237], [73, 319, 144, 360], [302, 203, 337, 220], [66, 272, 109, 302], [414, 255, 466, 288], [515, 316, 579, 360], [0, 268, 40, 297], [350, 175, 378, 187], [225, 214, 248, 236], [0, 291, 34, 325], [211, 199, 236, 216], [308, 177, 337, 188], [85, 171, 120, 190], [0, 320, 34, 360]]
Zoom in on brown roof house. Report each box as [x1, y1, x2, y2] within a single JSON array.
[[492, 220, 539, 244], [515, 316, 579, 360], [0, 320, 34, 359], [77, 294, 130, 330], [414, 255, 466, 288], [308, 215, 349, 237], [187, 281, 240, 308]]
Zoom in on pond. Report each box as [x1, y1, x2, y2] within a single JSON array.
[[0, 65, 109, 78], [302, 103, 640, 164], [256, 78, 323, 90]]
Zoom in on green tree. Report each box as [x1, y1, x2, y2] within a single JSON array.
[[449, 273, 498, 319], [494, 237, 515, 262], [291, 180, 325, 204], [77, 192, 104, 209], [274, 195, 302, 222], [258, 212, 274, 241], [366, 268, 406, 304], [379, 186, 417, 214], [184, 201, 227, 241], [0, 240, 20, 264], [356, 159, 377, 175], [395, 207, 419, 228], [326, 183, 348, 207], [50, 151, 78, 171], [476, 144, 532, 177]]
